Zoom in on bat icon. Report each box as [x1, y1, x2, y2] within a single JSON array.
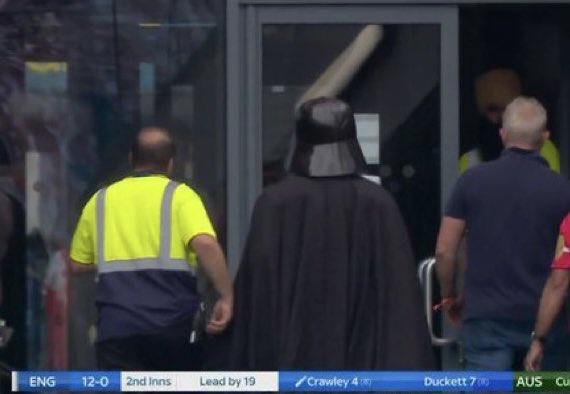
[[295, 376, 308, 388]]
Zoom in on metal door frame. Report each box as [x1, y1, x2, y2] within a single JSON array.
[[226, 0, 460, 371], [226, 1, 459, 275]]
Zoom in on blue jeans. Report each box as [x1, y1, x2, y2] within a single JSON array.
[[461, 319, 568, 370]]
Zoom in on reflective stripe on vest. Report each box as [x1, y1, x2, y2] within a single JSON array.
[[95, 180, 194, 275]]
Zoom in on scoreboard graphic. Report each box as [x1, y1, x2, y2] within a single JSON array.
[[11, 371, 570, 392]]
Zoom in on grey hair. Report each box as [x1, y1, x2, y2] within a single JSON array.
[[502, 96, 547, 146]]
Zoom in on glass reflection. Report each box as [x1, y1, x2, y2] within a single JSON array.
[[0, 0, 225, 375]]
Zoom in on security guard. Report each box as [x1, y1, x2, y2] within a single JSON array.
[[70, 127, 233, 370]]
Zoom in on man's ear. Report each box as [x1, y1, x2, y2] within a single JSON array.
[[542, 129, 550, 144], [167, 158, 174, 175], [499, 127, 508, 146]]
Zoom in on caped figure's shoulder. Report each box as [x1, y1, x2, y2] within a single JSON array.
[[258, 174, 396, 207]]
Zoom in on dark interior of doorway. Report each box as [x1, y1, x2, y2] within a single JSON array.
[[460, 4, 570, 172]]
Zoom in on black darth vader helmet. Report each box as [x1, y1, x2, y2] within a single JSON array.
[[289, 97, 366, 177]]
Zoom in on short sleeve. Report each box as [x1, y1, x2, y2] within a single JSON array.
[[444, 174, 468, 220], [560, 214, 570, 245], [70, 194, 97, 264], [175, 185, 216, 247], [552, 214, 570, 269]]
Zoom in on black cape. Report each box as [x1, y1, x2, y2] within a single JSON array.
[[225, 174, 435, 370]]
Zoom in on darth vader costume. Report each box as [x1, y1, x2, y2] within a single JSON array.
[[226, 97, 434, 370]]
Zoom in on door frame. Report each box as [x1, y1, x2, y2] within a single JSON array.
[[226, 0, 459, 275]]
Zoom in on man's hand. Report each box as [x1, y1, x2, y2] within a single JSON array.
[[437, 294, 463, 326], [206, 297, 233, 335], [525, 341, 544, 371], [191, 234, 234, 333]]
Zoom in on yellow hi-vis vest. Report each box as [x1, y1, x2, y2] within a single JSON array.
[[459, 139, 560, 174], [70, 174, 216, 341]]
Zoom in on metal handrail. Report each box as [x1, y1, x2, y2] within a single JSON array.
[[417, 257, 456, 347]]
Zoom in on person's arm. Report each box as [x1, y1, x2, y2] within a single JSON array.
[[435, 217, 465, 297], [191, 234, 233, 334], [69, 259, 96, 274], [525, 235, 570, 370], [525, 269, 570, 371], [435, 216, 466, 324], [535, 270, 570, 339], [69, 195, 97, 274]]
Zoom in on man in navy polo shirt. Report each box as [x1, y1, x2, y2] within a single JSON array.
[[435, 96, 570, 370]]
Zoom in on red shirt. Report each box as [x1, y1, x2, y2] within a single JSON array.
[[552, 214, 570, 269]]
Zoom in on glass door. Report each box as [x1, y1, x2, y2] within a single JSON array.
[[226, 1, 459, 369]]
